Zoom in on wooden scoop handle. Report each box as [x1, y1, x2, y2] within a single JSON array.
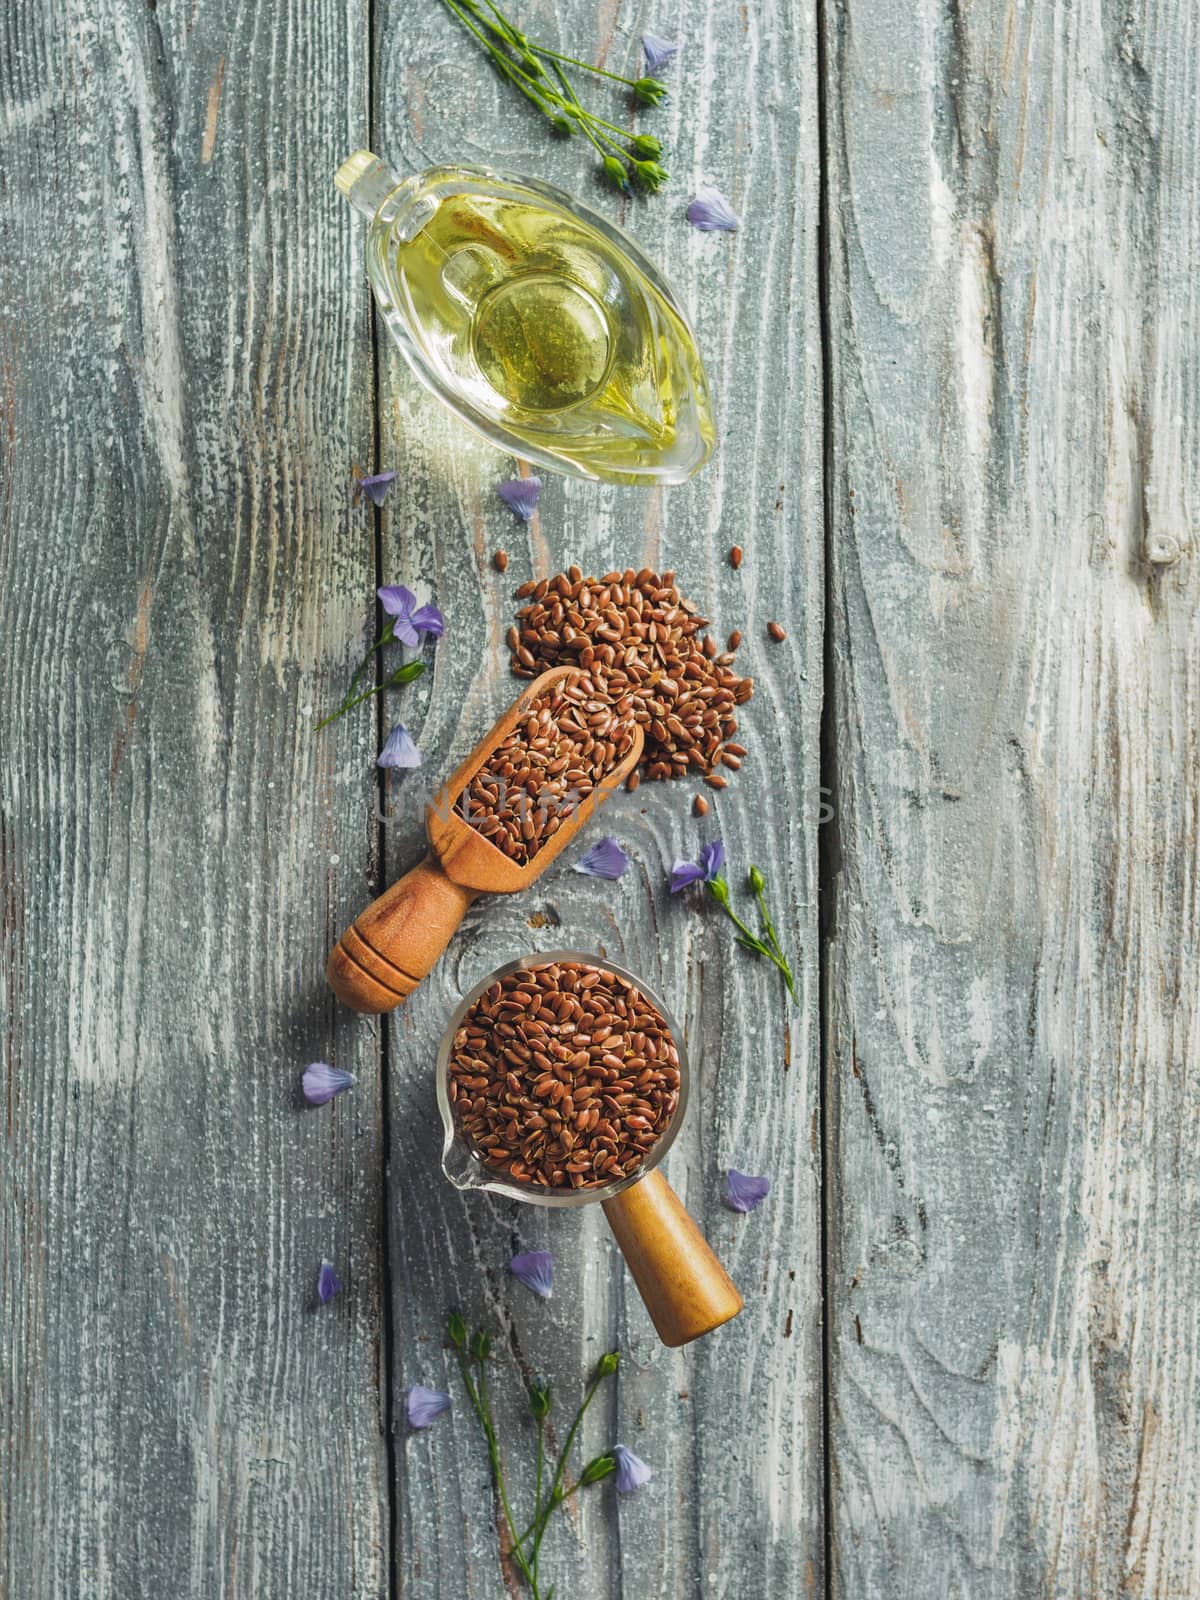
[[602, 1168, 743, 1347], [326, 854, 477, 1013]]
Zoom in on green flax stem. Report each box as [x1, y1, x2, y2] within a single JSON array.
[[752, 875, 795, 993], [529, 43, 640, 89], [529, 1370, 606, 1570], [462, 1351, 542, 1598], [314, 658, 424, 732], [438, 0, 669, 181], [314, 621, 395, 730], [709, 879, 796, 997], [551, 63, 609, 163], [533, 1417, 546, 1586], [516, 1480, 584, 1548]]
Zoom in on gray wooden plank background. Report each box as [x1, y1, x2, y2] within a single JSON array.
[[3, 0, 1198, 1596], [824, 0, 1200, 1596], [374, 0, 824, 1596], [0, 1, 388, 1595]]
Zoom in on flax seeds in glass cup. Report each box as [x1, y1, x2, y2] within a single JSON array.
[[436, 955, 742, 1345], [437, 954, 688, 1207]]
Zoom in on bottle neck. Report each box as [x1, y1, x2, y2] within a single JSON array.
[[334, 151, 404, 220]]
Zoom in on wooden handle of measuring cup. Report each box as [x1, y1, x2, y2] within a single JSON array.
[[326, 854, 478, 1013], [602, 1169, 743, 1347]]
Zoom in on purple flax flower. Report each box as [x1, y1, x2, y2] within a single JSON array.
[[612, 1444, 653, 1493], [406, 1384, 452, 1429], [573, 837, 630, 880], [670, 838, 725, 893], [510, 1250, 554, 1299], [317, 1260, 341, 1304], [378, 585, 445, 647], [356, 470, 397, 507], [378, 723, 422, 769], [686, 186, 739, 233], [642, 32, 679, 74], [302, 1062, 357, 1105], [497, 476, 542, 522], [726, 1169, 771, 1212]]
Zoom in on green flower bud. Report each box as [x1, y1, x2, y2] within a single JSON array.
[[596, 1350, 620, 1377], [632, 76, 668, 106], [602, 155, 631, 194], [580, 1454, 616, 1484], [550, 116, 575, 136], [387, 659, 426, 687], [749, 865, 765, 894], [706, 875, 730, 908], [631, 159, 669, 193], [470, 1329, 491, 1360], [447, 1309, 467, 1348], [630, 133, 663, 159], [528, 1379, 552, 1420]]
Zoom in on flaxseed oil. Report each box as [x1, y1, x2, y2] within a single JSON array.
[[337, 155, 714, 484]]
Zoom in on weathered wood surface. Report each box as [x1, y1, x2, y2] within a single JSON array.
[[824, 1, 1200, 1596], [0, 2, 389, 1596], [375, 0, 825, 1595], [7, 0, 1199, 1593]]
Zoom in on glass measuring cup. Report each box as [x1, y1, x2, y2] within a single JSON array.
[[436, 953, 742, 1346]]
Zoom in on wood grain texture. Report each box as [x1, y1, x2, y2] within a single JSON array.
[[16, 0, 1195, 1590], [823, 1, 1200, 1595], [0, 2, 388, 1595], [368, 0, 825, 1594]]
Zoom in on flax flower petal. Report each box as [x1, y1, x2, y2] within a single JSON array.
[[378, 584, 417, 618], [698, 838, 726, 880], [410, 603, 445, 638], [642, 32, 679, 74], [726, 1168, 770, 1212], [670, 859, 705, 893], [406, 1384, 452, 1428], [573, 838, 630, 880], [317, 1260, 342, 1303], [302, 1062, 357, 1105], [686, 186, 739, 232], [612, 1444, 653, 1493], [497, 477, 542, 521], [357, 470, 397, 506], [510, 1250, 555, 1298], [378, 724, 422, 769]]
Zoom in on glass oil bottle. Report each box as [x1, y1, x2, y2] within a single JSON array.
[[335, 152, 714, 485]]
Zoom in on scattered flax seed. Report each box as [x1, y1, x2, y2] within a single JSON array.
[[729, 546, 743, 569], [449, 960, 680, 1189], [507, 567, 753, 791], [728, 630, 742, 650], [493, 549, 509, 572], [703, 772, 728, 789], [767, 621, 787, 642], [626, 770, 641, 793], [693, 794, 708, 817]]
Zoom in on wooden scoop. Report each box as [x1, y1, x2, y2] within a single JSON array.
[[327, 667, 644, 1012]]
